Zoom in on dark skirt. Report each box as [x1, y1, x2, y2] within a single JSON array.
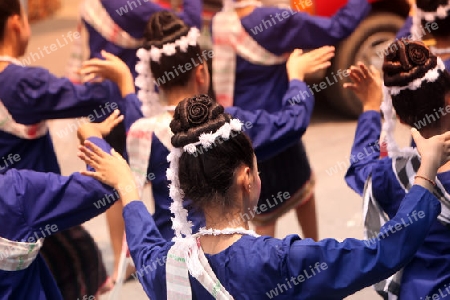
[[40, 122, 127, 298], [253, 140, 315, 226], [104, 121, 126, 156], [40, 226, 107, 299]]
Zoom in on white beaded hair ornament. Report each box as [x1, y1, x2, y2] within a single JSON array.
[[166, 97, 243, 240], [411, 0, 450, 40], [135, 27, 201, 117], [381, 40, 445, 157]]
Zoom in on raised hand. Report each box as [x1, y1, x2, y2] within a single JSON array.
[[77, 109, 124, 142], [343, 62, 383, 112], [80, 50, 135, 97], [412, 128, 450, 191], [78, 140, 139, 204], [413, 128, 450, 171], [287, 46, 335, 81]]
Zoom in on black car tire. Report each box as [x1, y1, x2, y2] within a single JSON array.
[[324, 13, 405, 118]]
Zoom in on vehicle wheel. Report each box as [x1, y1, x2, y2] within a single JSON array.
[[324, 13, 405, 118]]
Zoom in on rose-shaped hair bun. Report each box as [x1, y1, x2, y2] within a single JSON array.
[[170, 94, 231, 147], [143, 11, 190, 49], [383, 40, 438, 87]]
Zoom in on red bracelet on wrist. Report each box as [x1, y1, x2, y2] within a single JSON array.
[[414, 175, 436, 187]]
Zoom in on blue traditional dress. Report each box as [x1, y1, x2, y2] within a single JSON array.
[[0, 62, 142, 298], [0, 137, 119, 300], [123, 173, 440, 299], [345, 111, 450, 299], [82, 0, 202, 79], [212, 0, 371, 226], [0, 64, 142, 174]]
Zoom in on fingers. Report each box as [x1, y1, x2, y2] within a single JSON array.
[[349, 65, 365, 81], [81, 58, 106, 68], [78, 145, 102, 167], [111, 148, 125, 161], [442, 131, 450, 143], [287, 49, 304, 62], [348, 68, 362, 84], [292, 49, 303, 56], [80, 170, 103, 182], [310, 46, 335, 58], [411, 128, 424, 146], [315, 52, 335, 65], [103, 110, 124, 132], [369, 65, 381, 78], [80, 66, 102, 76], [311, 61, 332, 72], [81, 73, 104, 83], [101, 50, 119, 62], [84, 140, 107, 159], [343, 83, 356, 90], [358, 62, 370, 78], [105, 109, 122, 123]]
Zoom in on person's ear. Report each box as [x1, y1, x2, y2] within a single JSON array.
[[195, 63, 207, 85], [445, 93, 450, 107], [8, 15, 22, 35], [235, 164, 252, 195]]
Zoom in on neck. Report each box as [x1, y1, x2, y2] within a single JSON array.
[[0, 43, 20, 58], [159, 83, 199, 108], [200, 206, 250, 255], [203, 207, 249, 230]]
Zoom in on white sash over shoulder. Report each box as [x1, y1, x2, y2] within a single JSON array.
[[0, 101, 48, 139], [212, 1, 287, 107], [0, 237, 43, 271]]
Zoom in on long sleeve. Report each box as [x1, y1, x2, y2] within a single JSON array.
[[122, 93, 144, 131], [242, 0, 370, 54], [178, 0, 203, 29], [345, 111, 382, 195], [396, 16, 413, 39], [13, 137, 119, 234], [225, 79, 314, 161], [285, 185, 440, 299], [123, 201, 171, 299], [5, 65, 125, 122]]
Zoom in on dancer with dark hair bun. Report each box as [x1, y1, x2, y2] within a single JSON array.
[[345, 40, 450, 298], [65, 0, 202, 283], [82, 10, 333, 243], [79, 89, 450, 299]]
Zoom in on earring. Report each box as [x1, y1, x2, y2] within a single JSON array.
[[248, 184, 251, 191]]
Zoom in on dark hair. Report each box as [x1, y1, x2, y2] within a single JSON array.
[[143, 11, 202, 89], [0, 0, 21, 41], [170, 94, 255, 210], [417, 0, 450, 37], [383, 40, 450, 128]]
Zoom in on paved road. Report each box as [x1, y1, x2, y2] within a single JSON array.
[[28, 1, 411, 299]]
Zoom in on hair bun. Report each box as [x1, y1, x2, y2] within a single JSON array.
[[143, 11, 189, 49], [416, 0, 449, 12], [383, 40, 437, 87], [170, 95, 231, 147]]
